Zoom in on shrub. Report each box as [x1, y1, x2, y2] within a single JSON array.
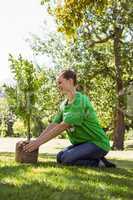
[[13, 119, 26, 137]]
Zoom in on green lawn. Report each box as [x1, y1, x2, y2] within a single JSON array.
[[0, 152, 133, 200]]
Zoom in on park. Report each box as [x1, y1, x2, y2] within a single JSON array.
[[0, 0, 133, 200]]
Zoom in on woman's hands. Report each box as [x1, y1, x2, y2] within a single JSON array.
[[23, 139, 41, 152], [23, 122, 70, 153]]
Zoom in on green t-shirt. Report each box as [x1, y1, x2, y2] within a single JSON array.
[[52, 92, 110, 152]]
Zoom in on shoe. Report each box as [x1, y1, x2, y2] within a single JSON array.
[[98, 160, 106, 167], [100, 157, 116, 168]]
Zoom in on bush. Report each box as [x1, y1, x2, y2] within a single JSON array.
[[13, 119, 27, 137], [0, 121, 7, 137], [125, 129, 133, 140]]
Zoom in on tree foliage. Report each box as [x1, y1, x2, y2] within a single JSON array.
[[8, 54, 44, 140], [41, 0, 109, 38], [2, 1, 132, 149], [37, 0, 133, 149]]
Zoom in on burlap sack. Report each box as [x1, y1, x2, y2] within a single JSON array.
[[15, 141, 38, 163]]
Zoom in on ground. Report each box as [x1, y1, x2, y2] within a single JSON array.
[[0, 138, 133, 200]]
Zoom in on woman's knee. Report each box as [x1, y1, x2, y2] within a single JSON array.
[[56, 151, 64, 163], [57, 151, 73, 165], [61, 152, 75, 165]]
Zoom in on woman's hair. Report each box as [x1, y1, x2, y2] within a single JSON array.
[[60, 69, 77, 86]]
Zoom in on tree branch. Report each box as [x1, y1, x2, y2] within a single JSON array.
[[86, 34, 114, 47]]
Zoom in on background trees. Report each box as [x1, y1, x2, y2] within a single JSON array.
[[0, 0, 132, 150], [39, 0, 133, 150]]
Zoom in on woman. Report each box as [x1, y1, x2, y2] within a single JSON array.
[[24, 69, 115, 167]]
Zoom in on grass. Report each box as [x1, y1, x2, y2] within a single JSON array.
[[0, 152, 133, 200]]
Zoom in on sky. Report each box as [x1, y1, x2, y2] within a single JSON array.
[[0, 0, 55, 85]]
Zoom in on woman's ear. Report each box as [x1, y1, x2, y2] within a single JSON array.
[[70, 78, 74, 86]]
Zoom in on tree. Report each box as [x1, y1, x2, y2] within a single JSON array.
[[40, 0, 133, 149], [79, 1, 133, 149], [8, 54, 43, 140], [0, 86, 15, 137], [41, 0, 108, 38], [28, 23, 115, 133]]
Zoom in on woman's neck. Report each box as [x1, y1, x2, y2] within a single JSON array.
[[66, 88, 76, 103]]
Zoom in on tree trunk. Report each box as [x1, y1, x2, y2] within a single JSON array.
[[27, 115, 31, 141], [112, 26, 125, 150], [7, 121, 14, 136]]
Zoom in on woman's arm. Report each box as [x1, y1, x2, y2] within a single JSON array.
[[23, 122, 70, 152], [39, 123, 58, 136]]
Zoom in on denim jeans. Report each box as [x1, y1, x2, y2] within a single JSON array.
[[57, 142, 108, 167]]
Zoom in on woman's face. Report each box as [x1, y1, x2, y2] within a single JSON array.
[[57, 75, 73, 94]]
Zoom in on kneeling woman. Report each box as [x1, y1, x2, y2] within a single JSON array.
[[24, 69, 115, 168]]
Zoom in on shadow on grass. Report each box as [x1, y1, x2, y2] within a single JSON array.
[[0, 164, 133, 200], [0, 152, 133, 200], [0, 152, 133, 169], [0, 181, 85, 200]]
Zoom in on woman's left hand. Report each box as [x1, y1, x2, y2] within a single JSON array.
[[23, 140, 41, 152]]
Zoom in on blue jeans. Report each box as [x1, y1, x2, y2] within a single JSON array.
[[57, 142, 108, 167]]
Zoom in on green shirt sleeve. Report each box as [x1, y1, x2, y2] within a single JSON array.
[[52, 111, 63, 124]]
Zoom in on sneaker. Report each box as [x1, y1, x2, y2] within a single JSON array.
[[101, 157, 116, 168], [98, 160, 106, 168]]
